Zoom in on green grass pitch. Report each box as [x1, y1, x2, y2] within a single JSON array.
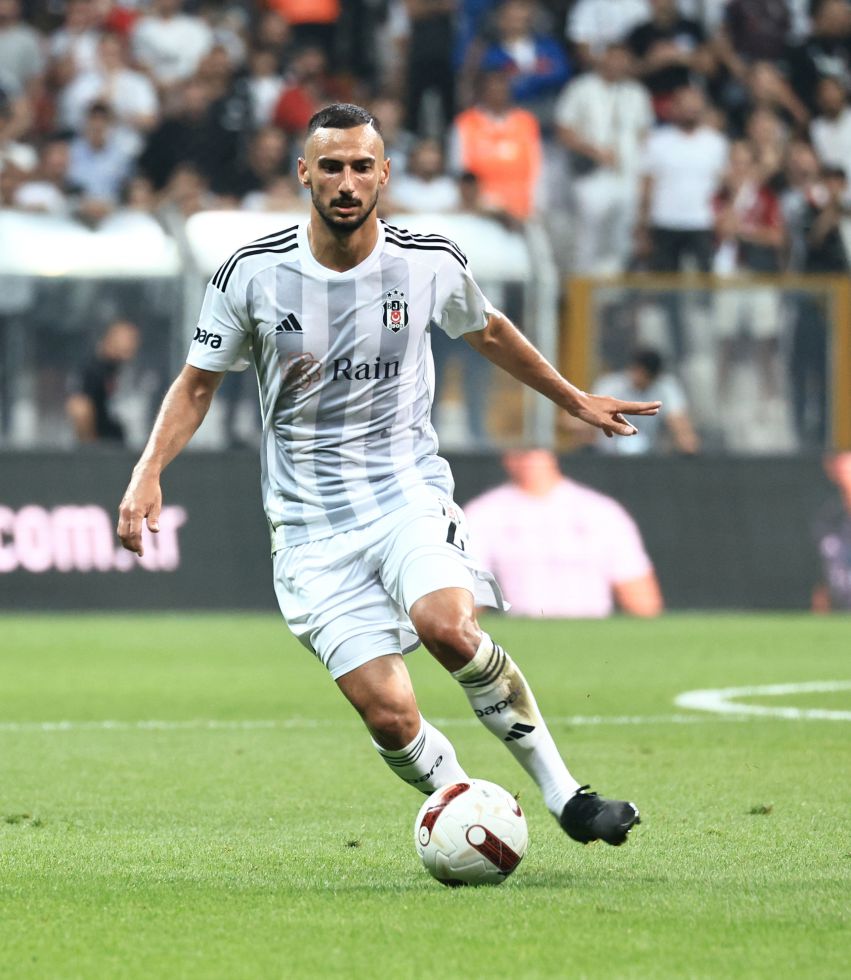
[[2, 614, 849, 979]]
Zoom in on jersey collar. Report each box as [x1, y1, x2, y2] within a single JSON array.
[[297, 219, 385, 280]]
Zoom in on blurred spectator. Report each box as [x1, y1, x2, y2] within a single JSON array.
[[388, 138, 460, 212], [67, 102, 134, 213], [267, 0, 341, 56], [0, 0, 47, 92], [14, 134, 73, 215], [627, 0, 713, 120], [272, 46, 335, 138], [132, 0, 214, 92], [122, 174, 157, 214], [810, 75, 851, 174], [138, 78, 239, 192], [803, 164, 850, 271], [0, 96, 37, 175], [713, 0, 792, 73], [745, 106, 789, 188], [743, 59, 809, 131], [405, 0, 456, 135], [48, 0, 101, 86], [594, 348, 699, 454], [369, 94, 416, 174], [0, 67, 33, 142], [478, 0, 572, 126], [713, 140, 785, 397], [246, 45, 286, 127], [813, 452, 851, 611], [158, 161, 214, 219], [464, 448, 664, 617], [456, 168, 517, 227], [254, 8, 295, 62], [218, 125, 289, 205], [566, 0, 650, 69], [65, 319, 140, 444], [781, 142, 830, 446], [555, 41, 653, 273], [60, 32, 159, 157], [0, 158, 28, 206], [636, 86, 728, 272], [449, 69, 542, 219], [787, 0, 851, 115]]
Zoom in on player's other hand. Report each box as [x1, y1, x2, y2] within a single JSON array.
[[571, 392, 661, 438], [117, 469, 162, 556]]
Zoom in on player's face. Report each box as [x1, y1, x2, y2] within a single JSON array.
[[299, 125, 389, 235]]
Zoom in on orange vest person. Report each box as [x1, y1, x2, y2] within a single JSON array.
[[267, 0, 340, 24], [451, 71, 542, 220]]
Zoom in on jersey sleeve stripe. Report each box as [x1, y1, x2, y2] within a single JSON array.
[[211, 224, 300, 289], [217, 241, 299, 292], [212, 230, 299, 291], [382, 222, 468, 264], [384, 236, 467, 269]]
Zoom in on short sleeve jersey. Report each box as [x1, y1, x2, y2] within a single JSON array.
[[186, 220, 494, 548]]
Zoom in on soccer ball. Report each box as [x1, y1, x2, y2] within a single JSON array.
[[414, 779, 528, 887]]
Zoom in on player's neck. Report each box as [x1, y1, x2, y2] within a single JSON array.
[[307, 215, 379, 273]]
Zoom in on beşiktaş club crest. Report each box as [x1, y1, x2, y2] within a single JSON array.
[[383, 289, 409, 333]]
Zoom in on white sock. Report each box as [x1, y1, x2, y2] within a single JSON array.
[[452, 634, 580, 816], [372, 715, 469, 795]]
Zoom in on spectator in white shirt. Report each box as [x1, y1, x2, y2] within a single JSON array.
[[48, 0, 100, 83], [14, 135, 73, 216], [60, 32, 159, 158], [133, 0, 214, 91], [810, 76, 851, 178], [637, 85, 729, 272], [594, 348, 699, 454], [387, 138, 460, 213], [0, 0, 45, 91], [246, 46, 285, 127], [566, 0, 650, 68], [555, 41, 654, 272]]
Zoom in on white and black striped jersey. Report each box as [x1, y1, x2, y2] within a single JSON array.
[[186, 220, 495, 548]]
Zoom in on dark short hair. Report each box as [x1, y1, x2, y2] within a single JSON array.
[[631, 348, 663, 378], [307, 103, 381, 137]]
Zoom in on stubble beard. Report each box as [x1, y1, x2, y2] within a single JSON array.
[[312, 185, 380, 235]]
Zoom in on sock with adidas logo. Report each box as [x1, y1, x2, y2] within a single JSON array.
[[452, 633, 581, 816]]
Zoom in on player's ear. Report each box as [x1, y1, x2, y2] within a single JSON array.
[[380, 157, 390, 187], [297, 157, 310, 187]]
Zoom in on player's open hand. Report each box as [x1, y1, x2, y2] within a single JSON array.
[[117, 469, 162, 557], [570, 392, 662, 438]]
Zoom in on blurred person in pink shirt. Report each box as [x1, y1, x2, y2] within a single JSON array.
[[464, 449, 663, 618]]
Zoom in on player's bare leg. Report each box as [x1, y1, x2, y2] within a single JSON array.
[[336, 654, 468, 794], [410, 587, 640, 845]]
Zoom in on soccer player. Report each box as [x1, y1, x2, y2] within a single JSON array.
[[117, 104, 659, 846]]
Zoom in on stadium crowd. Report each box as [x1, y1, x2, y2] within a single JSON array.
[[0, 0, 849, 277]]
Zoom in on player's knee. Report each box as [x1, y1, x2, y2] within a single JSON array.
[[366, 702, 420, 750], [417, 613, 480, 666]]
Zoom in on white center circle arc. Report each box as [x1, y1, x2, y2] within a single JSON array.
[[675, 680, 851, 720]]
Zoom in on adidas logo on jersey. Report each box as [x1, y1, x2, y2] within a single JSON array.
[[276, 313, 303, 333]]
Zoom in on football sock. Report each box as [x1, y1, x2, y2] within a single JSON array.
[[372, 715, 469, 795], [452, 634, 581, 816]]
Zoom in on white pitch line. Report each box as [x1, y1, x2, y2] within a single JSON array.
[[0, 713, 745, 734], [675, 680, 851, 721]]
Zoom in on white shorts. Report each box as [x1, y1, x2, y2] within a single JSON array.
[[272, 487, 504, 680], [714, 287, 781, 340]]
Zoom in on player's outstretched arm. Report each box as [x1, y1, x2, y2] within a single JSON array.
[[117, 365, 225, 556], [464, 312, 661, 438]]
